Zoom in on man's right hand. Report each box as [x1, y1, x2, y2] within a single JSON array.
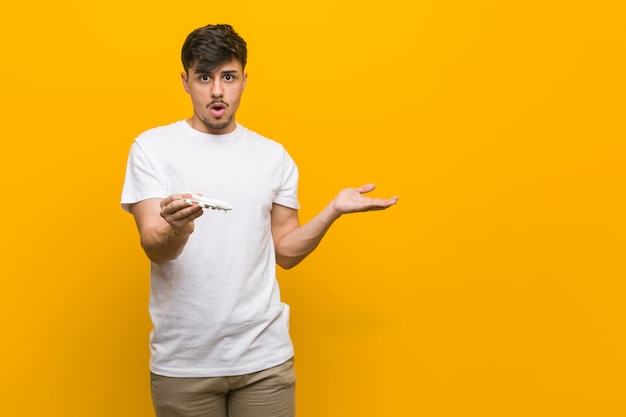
[[160, 194, 205, 238], [129, 196, 204, 264]]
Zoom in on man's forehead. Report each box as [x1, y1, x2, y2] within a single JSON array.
[[191, 60, 243, 74]]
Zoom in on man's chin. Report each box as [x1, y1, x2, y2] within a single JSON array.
[[201, 116, 234, 132], [208, 122, 230, 130]]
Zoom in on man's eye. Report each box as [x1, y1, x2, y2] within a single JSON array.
[[201, 75, 210, 82], [224, 74, 233, 81]]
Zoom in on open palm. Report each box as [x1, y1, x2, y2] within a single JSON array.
[[333, 184, 399, 214]]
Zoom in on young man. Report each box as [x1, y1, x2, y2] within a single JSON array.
[[121, 24, 398, 417]]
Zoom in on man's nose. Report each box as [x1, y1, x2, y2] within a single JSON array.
[[211, 79, 224, 97]]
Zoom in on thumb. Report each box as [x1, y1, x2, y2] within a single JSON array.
[[357, 183, 376, 194]]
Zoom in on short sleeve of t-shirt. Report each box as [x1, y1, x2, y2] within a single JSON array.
[[274, 148, 300, 210], [120, 140, 169, 212]]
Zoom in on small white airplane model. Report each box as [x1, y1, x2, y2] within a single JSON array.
[[183, 194, 233, 212]]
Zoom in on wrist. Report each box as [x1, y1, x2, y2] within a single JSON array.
[[170, 226, 192, 240], [326, 200, 343, 221]]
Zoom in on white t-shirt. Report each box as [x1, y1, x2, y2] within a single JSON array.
[[121, 121, 300, 377]]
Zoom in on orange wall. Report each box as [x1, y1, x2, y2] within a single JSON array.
[[1, 1, 625, 416]]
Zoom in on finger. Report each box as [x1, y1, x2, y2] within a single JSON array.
[[176, 206, 204, 222], [365, 196, 399, 210], [178, 203, 204, 218], [161, 195, 176, 208], [162, 199, 198, 218], [357, 183, 376, 194]]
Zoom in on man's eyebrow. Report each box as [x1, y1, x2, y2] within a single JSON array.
[[192, 68, 240, 75]]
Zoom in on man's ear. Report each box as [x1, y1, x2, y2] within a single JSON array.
[[181, 72, 190, 93], [242, 72, 248, 91]]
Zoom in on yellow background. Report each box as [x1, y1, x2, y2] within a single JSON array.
[[1, 1, 625, 416]]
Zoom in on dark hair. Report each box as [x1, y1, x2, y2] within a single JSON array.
[[181, 24, 247, 74]]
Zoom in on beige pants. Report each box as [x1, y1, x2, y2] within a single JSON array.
[[150, 358, 296, 417]]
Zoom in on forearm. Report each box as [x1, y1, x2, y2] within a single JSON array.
[[139, 224, 190, 265], [273, 184, 398, 269], [275, 202, 342, 269], [130, 197, 203, 265]]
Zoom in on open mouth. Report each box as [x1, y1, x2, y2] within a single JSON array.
[[208, 102, 227, 117], [208, 101, 228, 110]]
